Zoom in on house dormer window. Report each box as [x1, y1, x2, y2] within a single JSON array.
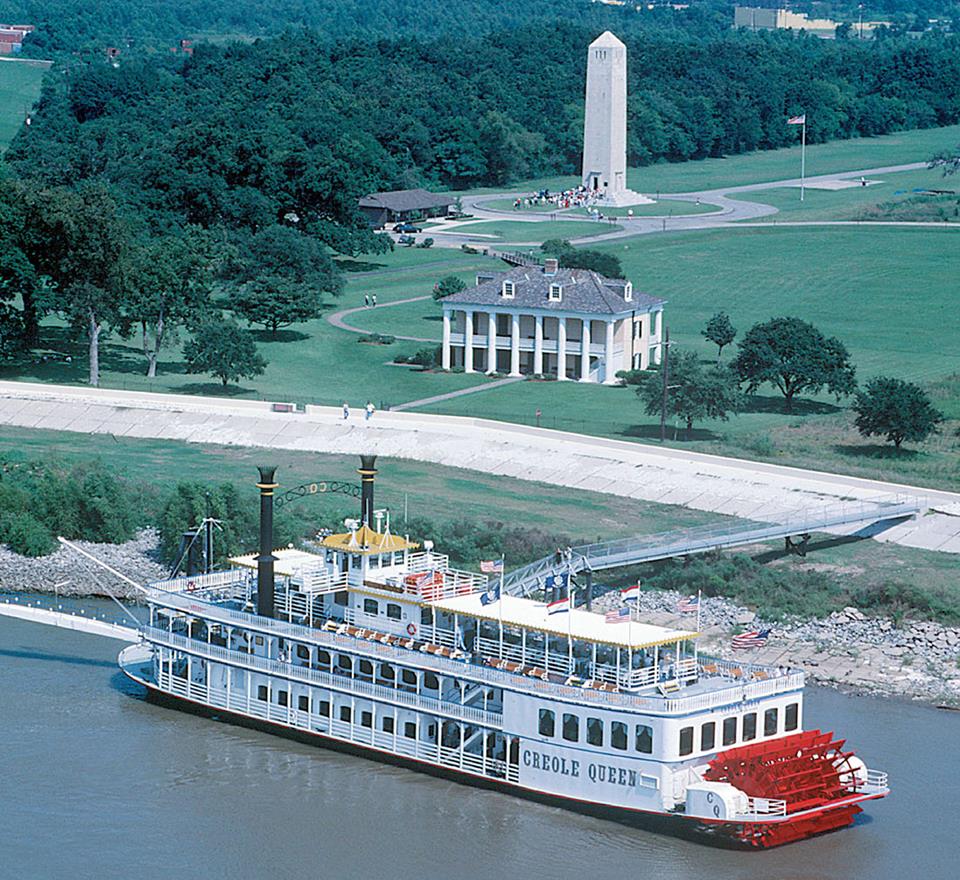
[[624, 282, 633, 302], [549, 283, 562, 302], [501, 280, 515, 298]]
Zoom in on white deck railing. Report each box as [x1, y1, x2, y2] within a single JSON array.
[[736, 796, 788, 820]]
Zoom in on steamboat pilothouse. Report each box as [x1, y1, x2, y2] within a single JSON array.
[[119, 457, 889, 848]]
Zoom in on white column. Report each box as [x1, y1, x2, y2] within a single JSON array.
[[533, 315, 544, 375], [441, 310, 451, 370], [510, 313, 521, 376], [580, 318, 591, 381], [464, 311, 474, 373], [603, 319, 616, 384], [653, 309, 663, 366], [557, 317, 568, 381], [487, 312, 497, 374]]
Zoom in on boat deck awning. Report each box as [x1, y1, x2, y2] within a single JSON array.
[[429, 593, 697, 650], [230, 548, 327, 577]]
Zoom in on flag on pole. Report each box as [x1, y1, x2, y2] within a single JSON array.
[[787, 114, 806, 125], [480, 559, 503, 574], [677, 594, 700, 613], [605, 607, 631, 624], [621, 584, 641, 604], [544, 572, 570, 591], [547, 595, 571, 615], [732, 629, 770, 650], [479, 582, 501, 606]]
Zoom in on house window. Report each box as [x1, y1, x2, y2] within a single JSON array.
[[562, 713, 579, 742], [363, 598, 379, 615], [785, 703, 799, 731], [386, 603, 402, 620], [586, 717, 604, 747], [679, 726, 694, 756], [635, 724, 653, 754], [539, 709, 555, 737], [611, 721, 628, 750], [624, 282, 633, 302], [701, 721, 716, 751], [548, 283, 562, 301], [502, 281, 515, 298]]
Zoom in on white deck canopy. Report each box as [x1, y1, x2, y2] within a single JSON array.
[[230, 548, 326, 578], [429, 593, 697, 650]]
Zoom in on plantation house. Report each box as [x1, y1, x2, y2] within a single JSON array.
[[440, 260, 665, 383]]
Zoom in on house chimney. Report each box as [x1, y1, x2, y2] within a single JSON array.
[[256, 466, 278, 618], [544, 258, 559, 276]]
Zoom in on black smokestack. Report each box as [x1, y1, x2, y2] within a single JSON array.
[[257, 465, 278, 617], [358, 455, 377, 527]]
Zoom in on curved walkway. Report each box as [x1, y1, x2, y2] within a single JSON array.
[[328, 295, 435, 343], [1, 380, 958, 555]]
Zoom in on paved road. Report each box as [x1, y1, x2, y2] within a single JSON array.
[[1, 381, 958, 555], [423, 161, 935, 248]]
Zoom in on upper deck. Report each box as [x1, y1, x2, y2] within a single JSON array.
[[145, 526, 803, 716]]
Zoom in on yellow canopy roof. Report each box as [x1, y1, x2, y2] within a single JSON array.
[[321, 524, 418, 555]]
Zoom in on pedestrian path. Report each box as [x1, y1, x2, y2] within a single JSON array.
[[327, 295, 436, 343], [391, 376, 523, 412]]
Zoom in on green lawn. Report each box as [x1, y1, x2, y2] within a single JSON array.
[[450, 219, 622, 241], [737, 167, 960, 223], [0, 59, 49, 149], [456, 123, 960, 198], [0, 425, 722, 542]]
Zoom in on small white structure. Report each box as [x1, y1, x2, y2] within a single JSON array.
[[581, 31, 653, 207], [440, 259, 665, 384]]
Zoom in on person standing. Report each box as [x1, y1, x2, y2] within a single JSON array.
[[342, 401, 350, 420], [365, 400, 375, 421], [364, 294, 370, 308], [372, 294, 377, 307]]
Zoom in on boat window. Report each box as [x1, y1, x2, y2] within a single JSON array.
[[538, 709, 555, 737], [257, 685, 268, 701], [401, 669, 417, 686], [317, 650, 331, 667], [334, 591, 348, 606], [562, 713, 579, 742], [587, 717, 604, 747], [337, 655, 352, 672], [393, 551, 405, 565], [364, 598, 379, 615], [679, 726, 694, 756], [296, 644, 309, 660], [743, 712, 757, 741], [383, 716, 395, 733], [635, 724, 653, 754], [387, 603, 402, 620], [380, 663, 395, 680], [785, 703, 799, 731], [254, 636, 264, 646], [359, 659, 374, 677], [404, 721, 417, 739], [277, 690, 288, 707], [701, 721, 716, 751], [361, 711, 372, 728], [764, 708, 778, 737], [369, 555, 379, 570], [611, 721, 628, 750], [340, 705, 352, 723], [319, 700, 330, 716], [423, 673, 439, 691], [298, 695, 309, 711], [421, 607, 434, 626], [722, 717, 737, 746]]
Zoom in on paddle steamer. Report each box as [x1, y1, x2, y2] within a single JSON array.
[[119, 459, 888, 848]]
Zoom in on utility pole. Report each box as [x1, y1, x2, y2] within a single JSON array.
[[660, 326, 670, 443]]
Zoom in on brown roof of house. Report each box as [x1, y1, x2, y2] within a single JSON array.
[[358, 188, 453, 212]]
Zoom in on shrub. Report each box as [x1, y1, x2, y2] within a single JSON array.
[[416, 237, 434, 248], [615, 368, 649, 386], [356, 333, 396, 345], [0, 511, 56, 556], [409, 345, 441, 367]]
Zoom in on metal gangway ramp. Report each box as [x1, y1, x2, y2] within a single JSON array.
[[502, 497, 922, 597]]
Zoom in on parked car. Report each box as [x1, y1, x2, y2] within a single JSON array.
[[393, 223, 422, 233]]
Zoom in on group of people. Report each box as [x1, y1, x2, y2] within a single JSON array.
[[342, 401, 376, 421], [363, 294, 378, 307], [511, 184, 607, 213]]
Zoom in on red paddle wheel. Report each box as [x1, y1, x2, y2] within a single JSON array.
[[703, 729, 864, 848]]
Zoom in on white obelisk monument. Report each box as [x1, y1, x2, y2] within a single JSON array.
[[581, 31, 652, 206]]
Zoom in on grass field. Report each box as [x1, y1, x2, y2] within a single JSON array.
[[450, 219, 622, 241], [0, 59, 49, 149], [0, 426, 722, 543], [457, 124, 960, 198]]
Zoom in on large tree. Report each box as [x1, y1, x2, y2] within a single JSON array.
[[183, 319, 267, 387], [852, 377, 944, 449], [20, 185, 133, 386], [732, 317, 857, 412], [702, 311, 736, 361], [433, 274, 466, 301], [637, 348, 743, 439], [123, 231, 214, 377]]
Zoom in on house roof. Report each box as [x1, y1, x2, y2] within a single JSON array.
[[440, 266, 665, 316], [358, 188, 453, 212]]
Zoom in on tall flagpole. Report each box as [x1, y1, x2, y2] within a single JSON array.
[[800, 118, 806, 203], [498, 553, 505, 656], [695, 588, 702, 634]]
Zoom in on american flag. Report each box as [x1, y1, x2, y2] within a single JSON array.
[[480, 559, 503, 574], [605, 607, 630, 624], [732, 629, 770, 650], [677, 594, 699, 613], [787, 114, 806, 125]]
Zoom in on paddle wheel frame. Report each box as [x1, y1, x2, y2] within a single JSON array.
[[703, 729, 876, 848]]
